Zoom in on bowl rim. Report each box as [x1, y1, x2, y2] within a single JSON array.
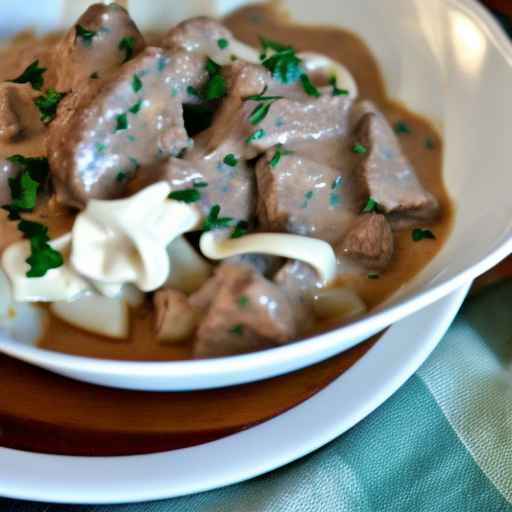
[[0, 0, 511, 380]]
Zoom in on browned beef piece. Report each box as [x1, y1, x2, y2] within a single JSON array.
[[161, 17, 234, 64], [274, 260, 320, 333], [246, 93, 354, 153], [0, 85, 21, 141], [338, 213, 394, 271], [139, 62, 269, 222], [256, 153, 358, 244], [353, 109, 439, 228], [48, 47, 208, 208], [54, 3, 145, 92], [153, 288, 199, 343], [189, 264, 297, 358]]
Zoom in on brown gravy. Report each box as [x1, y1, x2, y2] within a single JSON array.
[[1, 4, 452, 361]]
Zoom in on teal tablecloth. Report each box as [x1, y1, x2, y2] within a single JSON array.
[[1, 279, 511, 511]]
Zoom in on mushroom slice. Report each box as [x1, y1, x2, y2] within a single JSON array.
[[50, 294, 129, 340], [71, 182, 201, 292], [200, 232, 337, 285]]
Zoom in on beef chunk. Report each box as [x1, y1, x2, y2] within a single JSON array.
[[54, 3, 145, 92], [153, 288, 199, 343], [190, 264, 297, 358], [48, 47, 208, 208], [162, 17, 235, 65], [0, 84, 22, 141], [274, 260, 320, 332], [354, 109, 439, 227], [338, 213, 394, 271], [247, 93, 354, 153], [256, 153, 357, 244]]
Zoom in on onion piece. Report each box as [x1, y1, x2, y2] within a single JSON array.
[[50, 294, 129, 340], [313, 287, 367, 322], [165, 236, 212, 294], [200, 231, 337, 285]]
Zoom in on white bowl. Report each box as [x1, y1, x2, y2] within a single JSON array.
[[0, 0, 511, 391]]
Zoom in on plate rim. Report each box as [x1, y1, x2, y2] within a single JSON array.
[[0, 283, 470, 504]]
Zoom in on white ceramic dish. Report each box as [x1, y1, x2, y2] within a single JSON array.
[[0, 284, 470, 504], [0, 0, 511, 391]]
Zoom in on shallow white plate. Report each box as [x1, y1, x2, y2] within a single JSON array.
[[0, 283, 470, 504], [0, 0, 511, 391]]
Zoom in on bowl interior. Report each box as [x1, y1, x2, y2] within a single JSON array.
[[0, 0, 511, 375]]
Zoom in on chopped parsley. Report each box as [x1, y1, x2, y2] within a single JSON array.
[[202, 58, 227, 101], [229, 324, 244, 336], [217, 38, 229, 49], [425, 137, 436, 150], [119, 36, 136, 63], [204, 73, 226, 101], [244, 86, 283, 125], [223, 153, 238, 167], [17, 219, 64, 278], [269, 144, 292, 168], [352, 143, 367, 154], [203, 204, 235, 232], [116, 171, 128, 183], [362, 197, 379, 213], [90, 71, 100, 79], [329, 76, 349, 96], [245, 129, 266, 144], [33, 88, 65, 123], [243, 87, 283, 103], [115, 112, 128, 131], [368, 272, 380, 280], [238, 295, 250, 308], [412, 228, 436, 242], [394, 121, 411, 135], [6, 155, 49, 185], [75, 25, 97, 47], [193, 180, 208, 188], [132, 74, 143, 92], [230, 220, 249, 239], [300, 73, 321, 97], [259, 37, 302, 84], [7, 171, 39, 213], [168, 188, 201, 203], [187, 85, 201, 98], [304, 190, 314, 200], [95, 143, 107, 153], [8, 60, 46, 90], [128, 99, 143, 114]]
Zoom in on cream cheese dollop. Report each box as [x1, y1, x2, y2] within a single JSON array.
[[200, 231, 337, 285], [71, 182, 201, 292]]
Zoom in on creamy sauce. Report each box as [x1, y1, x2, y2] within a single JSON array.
[[0, 4, 452, 360]]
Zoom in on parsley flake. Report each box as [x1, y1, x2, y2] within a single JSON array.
[[204, 73, 226, 101], [168, 188, 201, 203], [368, 272, 380, 280], [352, 143, 367, 154], [218, 38, 229, 49], [229, 324, 244, 336], [245, 129, 266, 144], [9, 60, 46, 90], [331, 176, 343, 189], [394, 121, 411, 135], [115, 112, 128, 131], [425, 137, 436, 150], [329, 76, 349, 96], [230, 220, 249, 239], [238, 295, 250, 308], [300, 73, 321, 97], [362, 197, 379, 213], [119, 36, 136, 63], [187, 85, 201, 98], [412, 228, 436, 242], [128, 99, 143, 114], [223, 154, 238, 167], [193, 180, 208, 188], [90, 71, 100, 79], [132, 74, 142, 92], [18, 219, 64, 278], [203, 204, 235, 232], [75, 25, 97, 47], [259, 37, 302, 84], [116, 172, 127, 183], [33, 88, 65, 123]]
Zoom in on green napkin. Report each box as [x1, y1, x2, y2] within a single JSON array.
[[2, 279, 512, 511]]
